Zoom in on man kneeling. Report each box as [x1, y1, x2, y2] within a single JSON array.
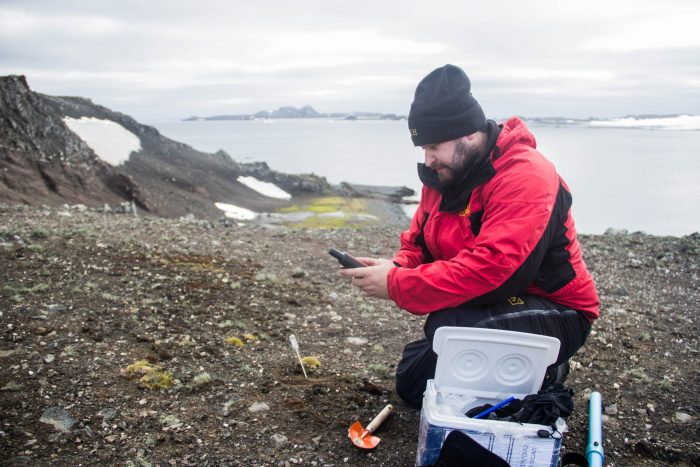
[[340, 64, 599, 407]]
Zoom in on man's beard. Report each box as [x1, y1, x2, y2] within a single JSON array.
[[434, 139, 482, 189]]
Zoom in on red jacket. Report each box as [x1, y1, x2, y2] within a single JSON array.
[[388, 117, 599, 321]]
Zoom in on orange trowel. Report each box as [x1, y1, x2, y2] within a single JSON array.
[[348, 404, 394, 449]]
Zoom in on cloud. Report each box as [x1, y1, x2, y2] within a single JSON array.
[[0, 7, 125, 37], [580, 2, 700, 51], [1, 0, 698, 120]]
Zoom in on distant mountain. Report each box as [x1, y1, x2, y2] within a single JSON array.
[[255, 105, 321, 119], [185, 106, 405, 122], [0, 76, 332, 217]]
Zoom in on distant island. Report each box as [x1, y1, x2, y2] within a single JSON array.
[[183, 108, 699, 129], [525, 114, 686, 124], [183, 105, 405, 122], [524, 114, 700, 131]]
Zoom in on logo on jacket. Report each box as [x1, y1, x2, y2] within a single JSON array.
[[459, 202, 471, 217], [507, 296, 525, 306]]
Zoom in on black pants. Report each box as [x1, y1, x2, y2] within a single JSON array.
[[395, 294, 592, 408]]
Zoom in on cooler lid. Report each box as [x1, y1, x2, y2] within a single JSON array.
[[432, 327, 561, 398]]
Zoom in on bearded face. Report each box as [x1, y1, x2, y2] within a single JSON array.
[[428, 138, 483, 189]]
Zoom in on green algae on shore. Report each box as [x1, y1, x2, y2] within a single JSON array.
[[277, 196, 379, 228]]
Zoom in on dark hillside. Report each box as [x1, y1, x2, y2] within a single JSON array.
[[0, 76, 333, 218]]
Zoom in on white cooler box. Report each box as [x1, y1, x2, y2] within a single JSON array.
[[416, 328, 566, 467]]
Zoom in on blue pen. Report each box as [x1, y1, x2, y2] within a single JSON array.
[[472, 396, 517, 419]]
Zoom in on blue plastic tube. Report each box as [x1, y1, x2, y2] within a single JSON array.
[[472, 396, 516, 419], [586, 391, 604, 467]]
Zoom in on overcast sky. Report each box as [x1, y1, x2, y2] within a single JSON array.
[[2, 0, 699, 122]]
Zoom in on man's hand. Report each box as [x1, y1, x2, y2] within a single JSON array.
[[338, 258, 394, 300]]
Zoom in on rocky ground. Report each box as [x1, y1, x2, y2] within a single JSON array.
[[0, 203, 698, 466]]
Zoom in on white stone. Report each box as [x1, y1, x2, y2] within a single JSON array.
[[270, 433, 288, 448], [248, 402, 270, 413], [345, 337, 368, 346], [39, 406, 76, 432]]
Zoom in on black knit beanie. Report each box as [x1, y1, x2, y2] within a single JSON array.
[[408, 64, 486, 146]]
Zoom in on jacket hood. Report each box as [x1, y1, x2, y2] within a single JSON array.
[[495, 117, 537, 156]]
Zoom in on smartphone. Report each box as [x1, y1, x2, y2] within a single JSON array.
[[328, 248, 368, 268]]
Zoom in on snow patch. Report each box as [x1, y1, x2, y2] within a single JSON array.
[[589, 115, 700, 130], [63, 117, 141, 165], [215, 202, 257, 220], [237, 176, 292, 200]]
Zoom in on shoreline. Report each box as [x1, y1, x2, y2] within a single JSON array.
[[10, 197, 698, 239]]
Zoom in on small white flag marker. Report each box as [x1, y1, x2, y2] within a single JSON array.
[[289, 334, 307, 379]]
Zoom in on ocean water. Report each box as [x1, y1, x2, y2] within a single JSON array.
[[151, 118, 700, 236]]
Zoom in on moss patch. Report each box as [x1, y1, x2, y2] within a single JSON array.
[[276, 197, 378, 229], [278, 204, 302, 213], [225, 336, 244, 347], [121, 360, 174, 390], [139, 370, 175, 390], [279, 197, 363, 214], [309, 197, 364, 213], [301, 356, 321, 368], [3, 282, 50, 295]]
